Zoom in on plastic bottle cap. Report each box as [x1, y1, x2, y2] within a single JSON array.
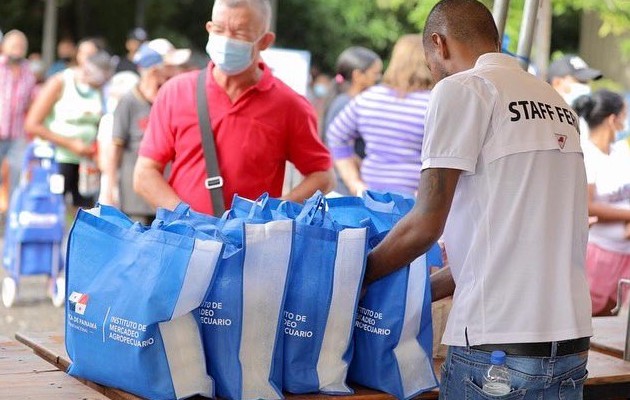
[[490, 350, 507, 365]]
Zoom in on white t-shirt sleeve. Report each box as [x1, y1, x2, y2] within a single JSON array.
[[421, 78, 492, 174], [582, 141, 601, 185]]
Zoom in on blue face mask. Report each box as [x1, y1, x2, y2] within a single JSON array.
[[205, 33, 258, 76], [313, 83, 328, 98]]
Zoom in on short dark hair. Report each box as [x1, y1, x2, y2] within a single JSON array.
[[573, 89, 625, 129], [423, 0, 499, 49]]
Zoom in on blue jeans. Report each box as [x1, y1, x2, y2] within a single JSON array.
[[439, 345, 588, 399], [0, 138, 26, 193]]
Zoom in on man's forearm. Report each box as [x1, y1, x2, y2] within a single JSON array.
[[334, 158, 364, 195], [364, 168, 461, 285], [365, 210, 442, 284], [133, 158, 180, 211]]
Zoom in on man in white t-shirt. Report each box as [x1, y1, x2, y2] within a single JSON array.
[[364, 0, 592, 398]]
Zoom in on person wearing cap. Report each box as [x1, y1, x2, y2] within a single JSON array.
[[25, 42, 115, 214], [115, 27, 148, 74], [549, 54, 604, 153], [548, 54, 603, 107], [134, 0, 334, 215], [105, 39, 191, 224]]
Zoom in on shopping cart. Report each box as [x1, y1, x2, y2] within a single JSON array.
[[1, 142, 65, 307]]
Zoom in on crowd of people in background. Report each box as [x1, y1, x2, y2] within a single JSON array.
[[0, 28, 197, 223], [0, 0, 629, 321]]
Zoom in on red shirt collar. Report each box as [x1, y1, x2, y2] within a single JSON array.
[[207, 61, 275, 92]]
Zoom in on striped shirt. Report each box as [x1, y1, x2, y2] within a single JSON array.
[[0, 56, 36, 140], [326, 84, 430, 195]]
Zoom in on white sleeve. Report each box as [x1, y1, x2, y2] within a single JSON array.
[[421, 78, 493, 174], [582, 144, 599, 185]]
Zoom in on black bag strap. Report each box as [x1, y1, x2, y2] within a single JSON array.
[[196, 68, 226, 215]]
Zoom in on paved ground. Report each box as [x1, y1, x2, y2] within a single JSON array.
[[0, 253, 65, 340]]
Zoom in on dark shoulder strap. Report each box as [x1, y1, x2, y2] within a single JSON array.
[[196, 68, 226, 216]]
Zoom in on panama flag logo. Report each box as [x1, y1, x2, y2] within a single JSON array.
[[68, 291, 89, 315], [555, 133, 567, 149]]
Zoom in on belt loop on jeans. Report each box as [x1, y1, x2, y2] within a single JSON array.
[[465, 327, 470, 350]]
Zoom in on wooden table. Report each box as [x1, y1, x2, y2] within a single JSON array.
[[14, 332, 440, 400], [13, 330, 630, 400], [588, 311, 630, 398], [584, 350, 630, 399], [591, 310, 629, 359], [0, 335, 108, 399]]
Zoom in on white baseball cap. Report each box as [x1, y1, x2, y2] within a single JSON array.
[[133, 38, 191, 69]]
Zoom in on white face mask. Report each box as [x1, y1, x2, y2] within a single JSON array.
[[616, 118, 630, 141], [205, 33, 258, 76], [563, 82, 591, 108]]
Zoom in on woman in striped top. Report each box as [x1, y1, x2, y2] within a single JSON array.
[[326, 34, 433, 196]]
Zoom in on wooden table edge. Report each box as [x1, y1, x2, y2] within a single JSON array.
[[15, 332, 630, 399], [14, 332, 141, 400]]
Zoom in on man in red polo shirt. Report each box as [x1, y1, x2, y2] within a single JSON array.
[[134, 0, 334, 215]]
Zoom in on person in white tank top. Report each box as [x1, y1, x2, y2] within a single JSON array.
[[25, 38, 114, 213]]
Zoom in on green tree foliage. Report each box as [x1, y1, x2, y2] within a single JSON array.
[[276, 0, 630, 71], [378, 0, 630, 58], [275, 0, 418, 73], [2, 0, 629, 71]]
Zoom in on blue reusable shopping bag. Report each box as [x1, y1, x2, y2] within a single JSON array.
[[327, 191, 414, 234], [65, 205, 224, 400], [328, 191, 441, 399], [156, 201, 294, 400], [349, 234, 441, 399], [278, 193, 368, 394]]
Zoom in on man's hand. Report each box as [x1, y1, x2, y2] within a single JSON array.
[[67, 138, 95, 158], [364, 168, 461, 286]]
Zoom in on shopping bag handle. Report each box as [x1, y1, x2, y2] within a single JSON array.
[[155, 202, 192, 224], [362, 190, 414, 215], [227, 193, 274, 221], [275, 199, 303, 219], [295, 191, 340, 230]]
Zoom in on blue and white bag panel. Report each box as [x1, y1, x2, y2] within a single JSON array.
[[65, 205, 223, 400], [155, 204, 294, 400], [348, 242, 441, 399], [279, 193, 368, 394]]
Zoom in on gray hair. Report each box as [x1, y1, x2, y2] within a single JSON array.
[[2, 29, 28, 46], [213, 0, 272, 31]]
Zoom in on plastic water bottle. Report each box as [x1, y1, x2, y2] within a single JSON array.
[[78, 157, 100, 198], [482, 350, 511, 395]]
